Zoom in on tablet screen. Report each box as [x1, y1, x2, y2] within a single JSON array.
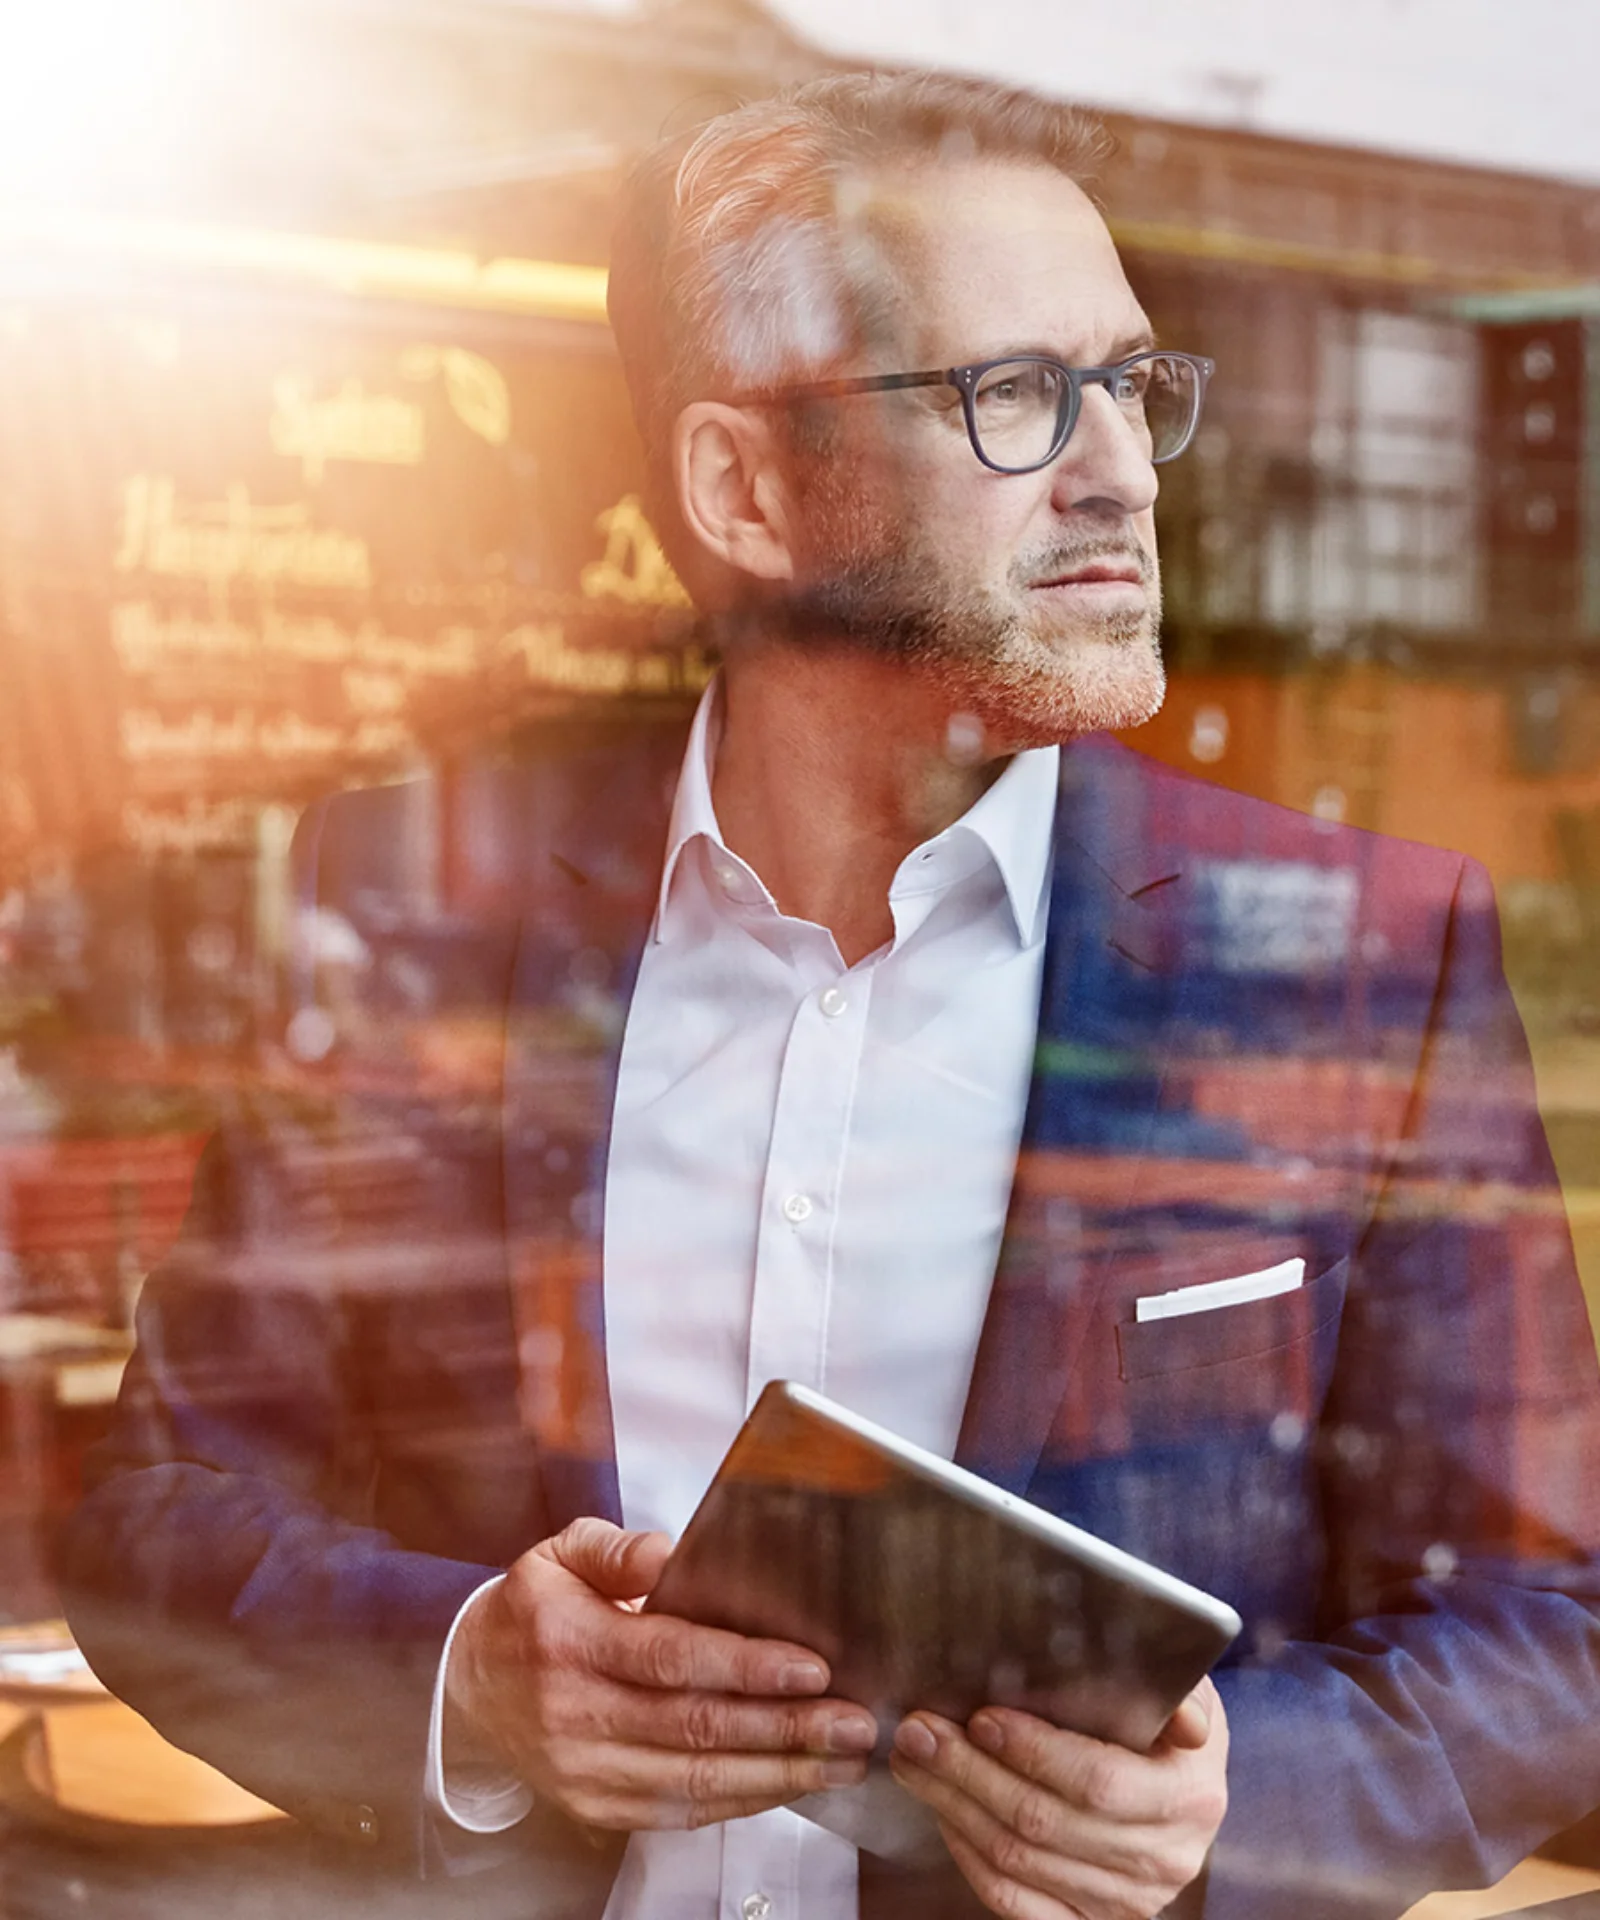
[[646, 1382, 1239, 1754]]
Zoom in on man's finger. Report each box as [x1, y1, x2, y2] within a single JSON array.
[[589, 1678, 877, 1757], [556, 1736, 868, 1823], [595, 1607, 834, 1698], [588, 1787, 853, 1833], [1160, 1677, 1221, 1753], [938, 1818, 1079, 1920], [542, 1518, 672, 1601], [895, 1719, 1082, 1858], [894, 1741, 1192, 1889], [1162, 1694, 1211, 1752], [961, 1710, 1175, 1823], [898, 1756, 1068, 1892]]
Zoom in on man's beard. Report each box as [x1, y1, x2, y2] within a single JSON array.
[[762, 488, 1166, 748]]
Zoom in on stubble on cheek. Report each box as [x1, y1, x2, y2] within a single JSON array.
[[927, 536, 1162, 743], [776, 452, 1169, 740], [943, 601, 1167, 745]]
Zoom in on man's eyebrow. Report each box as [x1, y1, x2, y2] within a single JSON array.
[[959, 327, 1160, 366], [1089, 325, 1160, 362]]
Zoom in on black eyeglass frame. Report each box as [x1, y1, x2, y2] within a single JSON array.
[[750, 349, 1216, 475]]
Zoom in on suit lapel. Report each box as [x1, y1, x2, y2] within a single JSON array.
[[501, 723, 685, 1533], [956, 737, 1191, 1493]]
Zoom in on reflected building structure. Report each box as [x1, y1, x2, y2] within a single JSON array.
[[0, 3, 1596, 1914]]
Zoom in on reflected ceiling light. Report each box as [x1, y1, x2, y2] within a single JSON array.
[[0, 203, 612, 322]]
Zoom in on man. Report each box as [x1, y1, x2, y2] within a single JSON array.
[[62, 70, 1600, 1920]]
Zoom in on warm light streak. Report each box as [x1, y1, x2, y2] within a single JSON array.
[[0, 206, 612, 322]]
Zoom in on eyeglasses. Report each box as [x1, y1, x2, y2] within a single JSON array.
[[757, 349, 1215, 475]]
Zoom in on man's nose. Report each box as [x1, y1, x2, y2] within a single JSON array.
[[1048, 381, 1160, 518]]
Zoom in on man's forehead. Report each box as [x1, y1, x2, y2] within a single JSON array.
[[847, 155, 1143, 359], [859, 154, 1104, 237]]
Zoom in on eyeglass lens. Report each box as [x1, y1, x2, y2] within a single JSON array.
[[969, 354, 1203, 471]]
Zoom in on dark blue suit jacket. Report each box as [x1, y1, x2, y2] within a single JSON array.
[[61, 725, 1600, 1919]]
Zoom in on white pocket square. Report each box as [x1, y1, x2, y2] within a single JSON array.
[[1135, 1257, 1306, 1324]]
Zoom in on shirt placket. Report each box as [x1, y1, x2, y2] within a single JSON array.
[[720, 1819, 798, 1920], [718, 956, 868, 1920], [745, 959, 871, 1408]]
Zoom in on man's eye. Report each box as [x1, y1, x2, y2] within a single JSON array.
[[974, 365, 1055, 409], [1114, 367, 1152, 403]]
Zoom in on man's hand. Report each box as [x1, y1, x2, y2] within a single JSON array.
[[446, 1517, 875, 1832], [887, 1679, 1228, 1919]]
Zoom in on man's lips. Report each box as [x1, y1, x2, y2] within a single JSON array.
[[1032, 561, 1145, 588]]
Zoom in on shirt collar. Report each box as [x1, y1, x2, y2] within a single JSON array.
[[653, 677, 1058, 948], [930, 736, 1058, 947], [652, 679, 729, 941]]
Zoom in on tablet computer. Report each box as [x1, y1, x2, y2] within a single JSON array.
[[645, 1380, 1241, 1758]]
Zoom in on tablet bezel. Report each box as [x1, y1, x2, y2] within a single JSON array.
[[644, 1379, 1241, 1755]]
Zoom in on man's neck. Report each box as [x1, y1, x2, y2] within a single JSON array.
[[711, 646, 1012, 967]]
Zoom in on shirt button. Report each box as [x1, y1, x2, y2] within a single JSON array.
[[713, 860, 741, 894], [818, 986, 847, 1018], [781, 1193, 813, 1224], [742, 1897, 773, 1920]]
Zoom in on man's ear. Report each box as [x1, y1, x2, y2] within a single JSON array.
[[672, 403, 797, 585]]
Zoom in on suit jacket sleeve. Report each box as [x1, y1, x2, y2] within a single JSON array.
[[56, 1113, 508, 1870], [56, 790, 621, 1913], [1201, 855, 1600, 1919]]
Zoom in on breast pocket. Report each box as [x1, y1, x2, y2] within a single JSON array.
[[1067, 1258, 1354, 1625], [1114, 1256, 1351, 1437]]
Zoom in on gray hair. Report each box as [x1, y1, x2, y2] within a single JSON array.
[[607, 71, 1109, 548]]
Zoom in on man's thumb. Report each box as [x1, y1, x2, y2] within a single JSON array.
[[547, 1518, 672, 1600]]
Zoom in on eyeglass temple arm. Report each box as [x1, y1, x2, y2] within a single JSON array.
[[769, 370, 951, 403]]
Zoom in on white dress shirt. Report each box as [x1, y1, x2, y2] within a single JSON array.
[[430, 684, 1058, 1920]]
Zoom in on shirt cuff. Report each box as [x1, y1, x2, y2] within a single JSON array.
[[425, 1573, 536, 1834]]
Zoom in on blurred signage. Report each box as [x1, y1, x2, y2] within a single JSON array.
[[1195, 860, 1359, 975], [0, 293, 701, 867]]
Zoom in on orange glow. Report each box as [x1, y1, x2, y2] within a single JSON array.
[[0, 204, 612, 320]]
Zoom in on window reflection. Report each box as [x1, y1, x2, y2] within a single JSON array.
[[0, 15, 1595, 1920]]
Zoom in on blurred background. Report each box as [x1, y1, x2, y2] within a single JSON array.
[[0, 1, 1597, 1898]]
